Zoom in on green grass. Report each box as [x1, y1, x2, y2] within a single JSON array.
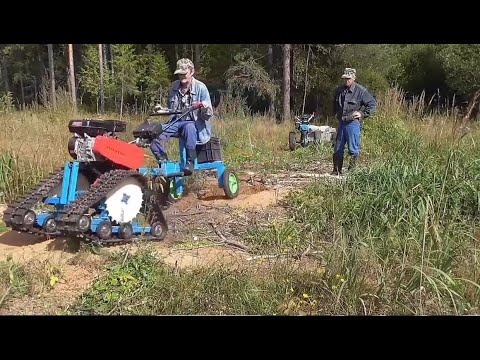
[[70, 246, 350, 315], [0, 257, 63, 309], [0, 222, 8, 234], [272, 115, 480, 314]]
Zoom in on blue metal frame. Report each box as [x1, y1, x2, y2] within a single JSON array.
[[138, 137, 228, 198], [294, 122, 317, 148], [30, 134, 233, 235], [36, 161, 81, 228], [300, 123, 310, 132], [90, 217, 151, 235], [179, 137, 226, 188]]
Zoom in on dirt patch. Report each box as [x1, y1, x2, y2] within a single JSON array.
[[155, 245, 246, 270], [173, 174, 288, 211], [202, 187, 290, 210], [0, 231, 80, 263]]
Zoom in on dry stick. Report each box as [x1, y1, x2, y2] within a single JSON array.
[[245, 250, 322, 261], [208, 222, 250, 251], [121, 246, 130, 266], [0, 286, 12, 307], [172, 243, 218, 251], [170, 211, 205, 217]]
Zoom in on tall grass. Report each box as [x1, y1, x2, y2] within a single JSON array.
[[274, 89, 480, 314]]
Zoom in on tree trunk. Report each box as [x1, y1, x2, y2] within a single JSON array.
[[182, 44, 187, 58], [268, 44, 275, 117], [283, 44, 291, 122], [41, 66, 48, 107], [120, 80, 124, 119], [174, 44, 179, 60], [103, 44, 107, 73], [20, 76, 25, 110], [33, 77, 37, 104], [1, 57, 10, 93], [68, 44, 76, 110], [290, 46, 294, 113], [47, 44, 56, 108], [110, 44, 115, 78], [195, 44, 201, 72], [99, 44, 105, 114]]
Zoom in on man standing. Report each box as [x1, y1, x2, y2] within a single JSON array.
[[331, 68, 376, 175], [150, 58, 213, 176]]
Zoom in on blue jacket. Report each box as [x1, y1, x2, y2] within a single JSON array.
[[333, 82, 376, 122], [168, 77, 213, 145]]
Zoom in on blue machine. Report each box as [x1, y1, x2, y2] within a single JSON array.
[[288, 113, 336, 151], [3, 104, 240, 246], [289, 113, 316, 150]]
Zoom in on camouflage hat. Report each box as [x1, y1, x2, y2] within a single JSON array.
[[174, 58, 194, 75], [341, 68, 356, 80]]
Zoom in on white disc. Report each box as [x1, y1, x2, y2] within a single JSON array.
[[104, 177, 144, 223]]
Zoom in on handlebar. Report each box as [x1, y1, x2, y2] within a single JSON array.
[[131, 102, 205, 148], [294, 112, 315, 123], [149, 101, 203, 117]]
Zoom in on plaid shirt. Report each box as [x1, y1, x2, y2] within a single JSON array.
[[168, 77, 213, 144]]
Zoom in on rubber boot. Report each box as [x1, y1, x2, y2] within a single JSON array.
[[330, 154, 344, 176], [156, 153, 168, 162], [347, 155, 357, 172], [183, 149, 197, 176]]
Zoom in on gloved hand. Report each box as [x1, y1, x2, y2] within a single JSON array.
[[153, 104, 168, 113], [135, 138, 150, 148], [200, 101, 213, 116]]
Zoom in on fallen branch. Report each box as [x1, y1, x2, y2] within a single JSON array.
[[209, 222, 250, 252], [172, 243, 218, 251], [289, 172, 337, 179], [170, 211, 205, 217], [246, 250, 322, 261], [0, 286, 12, 307]]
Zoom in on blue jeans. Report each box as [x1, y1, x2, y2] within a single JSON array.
[[150, 120, 197, 160], [334, 120, 360, 157]]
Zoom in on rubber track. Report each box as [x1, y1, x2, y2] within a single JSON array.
[[55, 169, 167, 246], [2, 167, 64, 234]]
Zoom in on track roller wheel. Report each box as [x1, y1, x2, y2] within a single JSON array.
[[77, 215, 91, 233], [119, 223, 134, 240], [23, 210, 36, 228], [150, 221, 167, 240], [96, 220, 113, 240], [43, 215, 57, 234]]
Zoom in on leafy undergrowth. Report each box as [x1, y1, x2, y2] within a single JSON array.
[[70, 246, 358, 315], [0, 257, 63, 308]]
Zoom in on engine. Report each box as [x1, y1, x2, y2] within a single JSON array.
[[67, 119, 145, 170], [68, 136, 102, 162]]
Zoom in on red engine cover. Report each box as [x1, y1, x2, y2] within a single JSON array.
[[93, 136, 145, 169]]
